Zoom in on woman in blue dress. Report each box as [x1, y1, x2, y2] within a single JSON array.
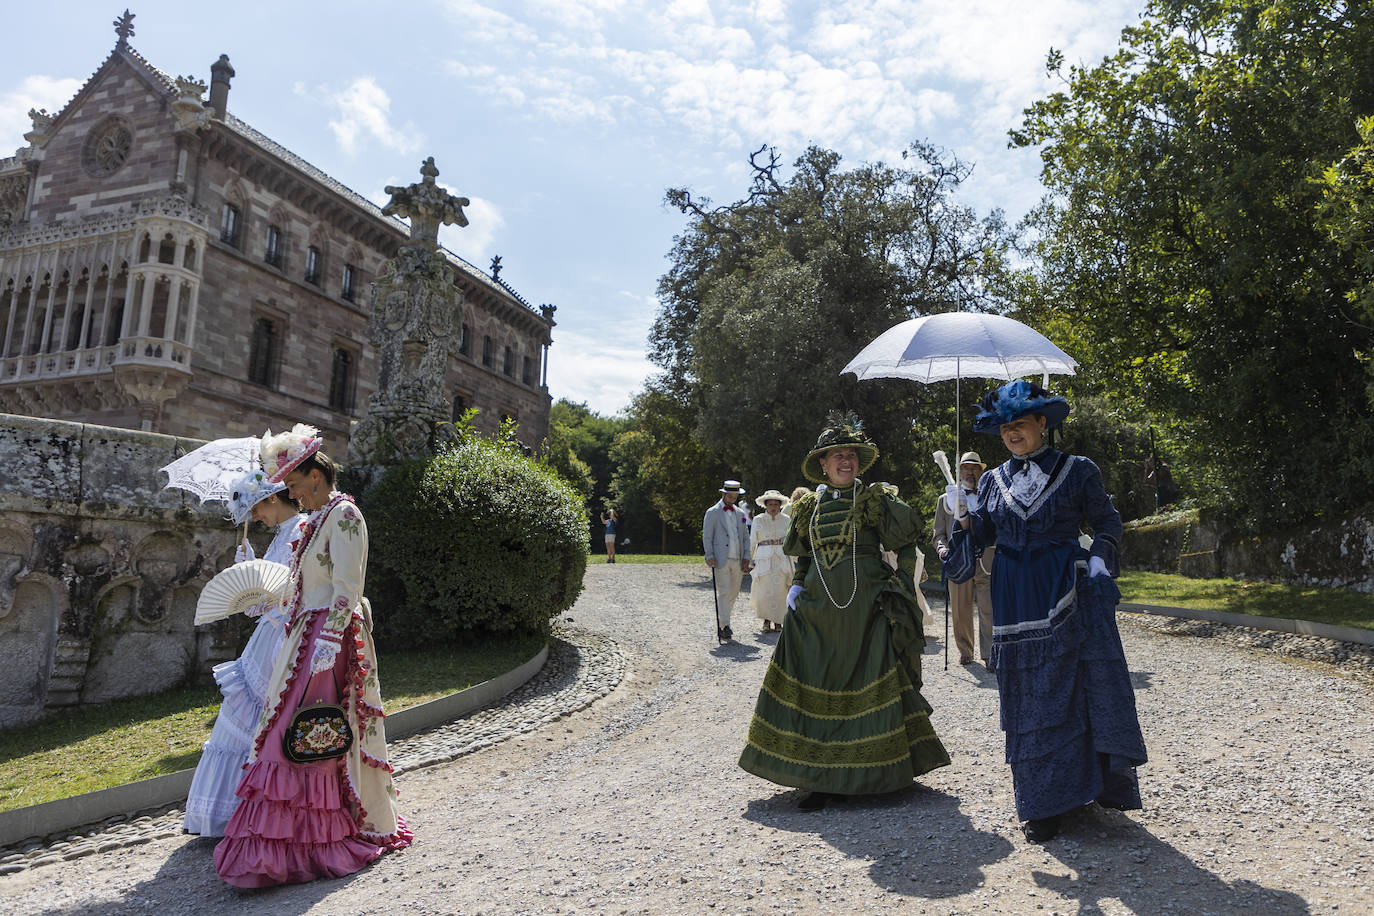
[[183, 469, 304, 836], [947, 380, 1146, 842]]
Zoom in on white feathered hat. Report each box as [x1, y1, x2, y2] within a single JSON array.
[[261, 423, 323, 483]]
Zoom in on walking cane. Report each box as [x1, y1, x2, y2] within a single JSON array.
[[711, 566, 723, 644], [943, 563, 950, 672]]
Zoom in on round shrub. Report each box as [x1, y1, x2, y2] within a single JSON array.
[[360, 437, 589, 646]]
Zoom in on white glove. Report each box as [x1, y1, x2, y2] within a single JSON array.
[[787, 585, 803, 610], [310, 634, 342, 675], [944, 484, 968, 515], [244, 601, 267, 619], [234, 541, 255, 563], [1088, 556, 1109, 578]]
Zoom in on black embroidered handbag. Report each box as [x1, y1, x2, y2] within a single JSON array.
[[282, 672, 353, 764]]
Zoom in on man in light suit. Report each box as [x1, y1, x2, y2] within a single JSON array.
[[703, 479, 751, 641], [934, 452, 996, 668]]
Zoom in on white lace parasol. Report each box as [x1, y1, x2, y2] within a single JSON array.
[[160, 437, 261, 503]]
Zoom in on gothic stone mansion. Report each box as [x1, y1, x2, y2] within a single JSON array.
[[0, 16, 554, 451]]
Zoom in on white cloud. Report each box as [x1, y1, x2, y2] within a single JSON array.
[[438, 194, 505, 264], [546, 301, 657, 415], [0, 75, 83, 154], [439, 0, 540, 44], [323, 77, 423, 157]]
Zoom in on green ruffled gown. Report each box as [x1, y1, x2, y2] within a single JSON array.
[[739, 483, 951, 795]]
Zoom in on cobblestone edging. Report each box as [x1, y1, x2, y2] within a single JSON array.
[[1121, 610, 1374, 679], [0, 627, 626, 878]]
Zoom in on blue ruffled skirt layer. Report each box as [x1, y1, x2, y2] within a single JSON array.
[[990, 570, 1147, 821], [184, 612, 287, 836]]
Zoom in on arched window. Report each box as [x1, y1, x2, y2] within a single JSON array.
[[328, 346, 356, 412], [220, 203, 241, 247], [248, 316, 281, 387]]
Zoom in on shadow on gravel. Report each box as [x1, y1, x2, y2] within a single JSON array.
[[743, 785, 1013, 898], [710, 641, 764, 662], [44, 835, 388, 915], [1129, 670, 1156, 690], [1032, 807, 1309, 914]]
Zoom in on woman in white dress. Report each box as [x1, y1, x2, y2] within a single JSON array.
[[749, 490, 793, 632], [183, 469, 304, 836]]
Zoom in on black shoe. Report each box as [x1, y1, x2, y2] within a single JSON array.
[[798, 792, 835, 812], [718, 626, 733, 641], [983, 659, 995, 672], [1022, 814, 1062, 842]]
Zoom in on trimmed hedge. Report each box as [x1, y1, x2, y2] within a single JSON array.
[[360, 437, 588, 646]]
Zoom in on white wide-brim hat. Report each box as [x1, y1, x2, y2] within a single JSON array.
[[719, 479, 746, 494], [756, 489, 791, 507]]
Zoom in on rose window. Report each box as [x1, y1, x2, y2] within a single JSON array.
[[83, 118, 134, 176]]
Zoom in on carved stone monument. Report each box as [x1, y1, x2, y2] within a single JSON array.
[[347, 158, 471, 468]]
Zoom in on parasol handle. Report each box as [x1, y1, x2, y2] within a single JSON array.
[[933, 450, 956, 487], [240, 523, 248, 558]]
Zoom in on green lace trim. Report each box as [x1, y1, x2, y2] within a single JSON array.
[[760, 662, 906, 720], [744, 709, 942, 769]]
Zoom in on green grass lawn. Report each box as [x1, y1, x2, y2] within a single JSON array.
[[598, 553, 700, 565], [0, 634, 545, 813], [1118, 570, 1374, 631]]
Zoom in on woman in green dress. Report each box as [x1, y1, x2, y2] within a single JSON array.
[[739, 414, 951, 810]]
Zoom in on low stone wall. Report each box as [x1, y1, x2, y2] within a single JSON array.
[[1123, 506, 1374, 592], [0, 413, 261, 729]]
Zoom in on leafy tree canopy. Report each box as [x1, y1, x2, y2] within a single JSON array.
[[1011, 0, 1374, 528], [654, 143, 1013, 510]]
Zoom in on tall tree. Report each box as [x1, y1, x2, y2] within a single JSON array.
[[655, 143, 1012, 502], [1012, 0, 1374, 527]]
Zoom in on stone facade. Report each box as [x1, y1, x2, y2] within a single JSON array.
[[0, 15, 553, 452], [0, 412, 262, 729]]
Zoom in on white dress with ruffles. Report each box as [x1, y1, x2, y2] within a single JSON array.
[[183, 516, 303, 836]]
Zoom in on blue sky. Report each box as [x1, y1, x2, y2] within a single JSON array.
[[3, 0, 1145, 415]]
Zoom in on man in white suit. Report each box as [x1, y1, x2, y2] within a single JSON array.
[[703, 479, 751, 641]]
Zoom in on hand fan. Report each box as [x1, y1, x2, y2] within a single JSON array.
[[195, 559, 291, 625]]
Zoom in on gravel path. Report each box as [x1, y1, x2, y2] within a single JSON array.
[[4, 563, 1372, 914]]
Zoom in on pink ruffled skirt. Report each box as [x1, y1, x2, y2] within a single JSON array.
[[213, 611, 403, 888]]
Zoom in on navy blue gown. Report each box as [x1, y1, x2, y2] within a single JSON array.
[[950, 446, 1147, 821]]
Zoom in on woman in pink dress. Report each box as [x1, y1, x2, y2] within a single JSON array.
[[214, 424, 411, 887]]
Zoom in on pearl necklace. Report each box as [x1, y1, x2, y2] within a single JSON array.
[[809, 483, 859, 609]]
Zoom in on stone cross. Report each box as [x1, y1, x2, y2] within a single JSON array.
[[382, 157, 469, 250]]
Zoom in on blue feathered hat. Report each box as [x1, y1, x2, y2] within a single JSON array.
[[972, 380, 1070, 434], [228, 468, 288, 525]]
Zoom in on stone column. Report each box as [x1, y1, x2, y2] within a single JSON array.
[[136, 270, 156, 337], [1, 253, 18, 357], [163, 276, 182, 340], [183, 279, 201, 348], [55, 251, 80, 353], [347, 157, 471, 470]]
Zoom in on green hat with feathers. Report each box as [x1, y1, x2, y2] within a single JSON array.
[[801, 412, 879, 484]]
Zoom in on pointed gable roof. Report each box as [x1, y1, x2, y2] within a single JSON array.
[[42, 42, 178, 138]]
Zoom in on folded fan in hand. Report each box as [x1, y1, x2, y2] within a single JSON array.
[[195, 559, 291, 625]]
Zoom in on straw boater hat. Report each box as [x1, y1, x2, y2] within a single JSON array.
[[227, 468, 288, 526], [260, 423, 323, 483], [756, 489, 791, 508], [719, 479, 746, 495], [801, 412, 879, 484], [972, 380, 1070, 434], [958, 451, 986, 470]]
